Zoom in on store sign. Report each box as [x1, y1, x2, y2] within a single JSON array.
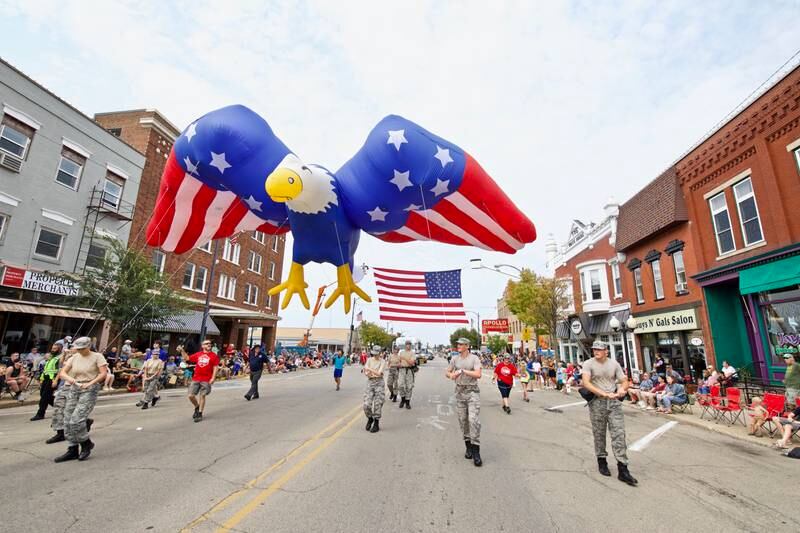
[[570, 319, 583, 335], [634, 308, 697, 334], [690, 337, 704, 346], [1, 267, 80, 296], [776, 333, 800, 355], [482, 319, 509, 333]]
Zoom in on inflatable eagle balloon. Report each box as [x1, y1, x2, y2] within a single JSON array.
[[145, 105, 536, 313]]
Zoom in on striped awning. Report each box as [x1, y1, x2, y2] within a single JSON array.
[[142, 310, 220, 335], [587, 309, 630, 335], [0, 301, 96, 320], [556, 320, 570, 339]]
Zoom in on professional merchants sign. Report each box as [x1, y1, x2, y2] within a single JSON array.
[[1, 267, 80, 296]]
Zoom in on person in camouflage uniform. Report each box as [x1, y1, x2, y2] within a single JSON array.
[[53, 337, 108, 463], [446, 338, 483, 467], [363, 346, 387, 433], [386, 346, 401, 402], [137, 353, 163, 410], [581, 340, 637, 486], [397, 340, 416, 409], [45, 347, 94, 444]]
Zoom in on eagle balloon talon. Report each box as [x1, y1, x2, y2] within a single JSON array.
[[324, 264, 372, 313], [268, 262, 310, 310]]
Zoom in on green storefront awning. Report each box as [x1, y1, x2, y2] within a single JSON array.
[[739, 255, 800, 295]]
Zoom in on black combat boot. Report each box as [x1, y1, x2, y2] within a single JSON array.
[[597, 457, 611, 476], [141, 403, 149, 410], [151, 396, 160, 407], [370, 419, 380, 433], [54, 445, 79, 463], [391, 394, 397, 402], [86, 418, 94, 432], [464, 439, 473, 459], [472, 444, 482, 467], [399, 398, 406, 408], [78, 439, 95, 461], [366, 417, 374, 431], [405, 399, 411, 410], [617, 463, 638, 486], [46, 430, 65, 444]]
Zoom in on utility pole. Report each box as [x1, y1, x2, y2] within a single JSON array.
[[199, 239, 220, 341]]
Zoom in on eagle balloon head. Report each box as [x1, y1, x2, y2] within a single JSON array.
[[265, 153, 338, 214], [266, 158, 305, 203]]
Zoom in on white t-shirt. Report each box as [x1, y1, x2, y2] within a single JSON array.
[[722, 365, 737, 377], [532, 362, 542, 373]]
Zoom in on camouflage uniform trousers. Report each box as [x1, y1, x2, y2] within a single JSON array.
[[363, 378, 386, 419], [588, 397, 629, 465], [51, 383, 71, 432], [455, 386, 481, 445], [397, 367, 415, 399], [386, 367, 399, 396], [142, 377, 160, 403], [63, 383, 100, 445]]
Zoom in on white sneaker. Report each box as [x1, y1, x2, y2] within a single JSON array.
[[646, 406, 655, 411]]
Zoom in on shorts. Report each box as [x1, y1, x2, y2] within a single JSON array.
[[334, 368, 343, 378], [498, 382, 512, 398], [189, 381, 212, 397], [548, 369, 556, 378], [777, 417, 800, 429]]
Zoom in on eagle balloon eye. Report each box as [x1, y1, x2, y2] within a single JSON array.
[[288, 177, 295, 184]]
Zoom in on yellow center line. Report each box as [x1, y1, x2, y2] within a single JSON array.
[[215, 409, 363, 532], [181, 404, 361, 532]]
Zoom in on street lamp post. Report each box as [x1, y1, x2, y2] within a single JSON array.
[[469, 258, 522, 280], [610, 315, 638, 378]]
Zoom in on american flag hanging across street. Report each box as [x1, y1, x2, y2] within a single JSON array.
[[373, 267, 468, 324]]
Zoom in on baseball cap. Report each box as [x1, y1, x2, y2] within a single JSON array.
[[783, 353, 795, 359], [591, 340, 608, 350], [371, 346, 382, 355], [124, 339, 132, 344], [456, 337, 471, 345], [72, 337, 91, 349]]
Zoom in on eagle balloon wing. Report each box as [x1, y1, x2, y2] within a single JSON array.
[[146, 105, 291, 254], [335, 116, 536, 253]]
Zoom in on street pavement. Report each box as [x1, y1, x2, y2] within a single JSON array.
[[1, 358, 798, 533]]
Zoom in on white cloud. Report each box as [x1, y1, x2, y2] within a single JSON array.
[[2, 0, 799, 343]]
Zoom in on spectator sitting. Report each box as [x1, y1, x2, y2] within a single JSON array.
[[773, 401, 800, 449], [720, 360, 738, 385], [275, 357, 287, 373], [642, 375, 667, 410], [665, 365, 684, 384], [747, 396, 769, 437], [216, 358, 232, 380], [123, 352, 145, 389], [657, 375, 687, 414], [4, 353, 29, 401], [629, 372, 654, 407]]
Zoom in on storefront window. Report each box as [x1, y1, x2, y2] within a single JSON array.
[[640, 333, 656, 372], [686, 329, 707, 379], [760, 287, 800, 366]]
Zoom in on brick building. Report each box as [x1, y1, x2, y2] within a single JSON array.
[[676, 65, 800, 383], [546, 200, 637, 372], [94, 110, 285, 351], [616, 168, 713, 379]]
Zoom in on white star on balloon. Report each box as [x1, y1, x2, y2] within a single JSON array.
[[389, 170, 412, 191], [430, 178, 450, 197], [183, 156, 199, 175], [367, 206, 388, 222], [210, 152, 231, 174], [244, 195, 262, 211], [403, 203, 422, 212], [387, 130, 407, 151], [185, 122, 198, 142], [434, 146, 453, 167]]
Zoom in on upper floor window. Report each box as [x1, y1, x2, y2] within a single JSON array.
[[253, 231, 266, 244], [561, 278, 574, 310], [247, 250, 263, 274], [217, 273, 236, 300], [268, 261, 276, 280], [222, 238, 241, 264], [0, 213, 8, 242], [579, 266, 604, 302], [86, 243, 107, 269], [244, 283, 259, 305], [732, 177, 764, 247], [611, 262, 622, 298], [0, 115, 33, 161], [709, 192, 735, 255], [271, 235, 279, 252], [34, 227, 65, 260], [197, 241, 212, 253], [182, 263, 207, 292], [651, 259, 664, 300], [152, 250, 166, 274], [633, 267, 644, 304], [672, 251, 687, 293], [266, 293, 273, 309], [794, 147, 800, 174], [55, 147, 85, 190], [102, 172, 125, 210]]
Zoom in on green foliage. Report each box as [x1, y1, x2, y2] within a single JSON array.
[[505, 270, 570, 344], [358, 321, 398, 349], [486, 334, 508, 355], [449, 327, 481, 348], [59, 238, 189, 339]]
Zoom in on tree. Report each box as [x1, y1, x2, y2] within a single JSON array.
[[486, 334, 508, 355], [449, 327, 481, 348], [505, 269, 570, 350], [58, 238, 189, 341], [358, 321, 397, 349]]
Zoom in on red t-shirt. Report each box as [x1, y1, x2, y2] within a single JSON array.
[[494, 361, 517, 385], [189, 351, 220, 382]]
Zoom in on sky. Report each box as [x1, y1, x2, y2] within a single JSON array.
[[2, 0, 799, 344]]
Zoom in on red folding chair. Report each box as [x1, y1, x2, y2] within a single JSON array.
[[761, 393, 787, 436], [700, 385, 721, 421], [714, 387, 745, 426]]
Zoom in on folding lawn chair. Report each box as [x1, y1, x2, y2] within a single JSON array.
[[714, 387, 745, 426]]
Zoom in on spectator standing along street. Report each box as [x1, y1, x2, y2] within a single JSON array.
[[30, 345, 61, 421]]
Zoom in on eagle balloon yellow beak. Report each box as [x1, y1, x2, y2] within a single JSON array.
[[265, 167, 303, 202]]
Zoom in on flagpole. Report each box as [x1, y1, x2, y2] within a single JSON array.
[[347, 296, 357, 354], [199, 239, 220, 341]]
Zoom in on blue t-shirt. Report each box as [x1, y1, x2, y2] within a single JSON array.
[[249, 353, 268, 372], [333, 356, 346, 370]]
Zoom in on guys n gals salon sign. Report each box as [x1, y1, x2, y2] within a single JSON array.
[[633, 308, 697, 334], [1, 267, 80, 296], [776, 333, 800, 355]]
